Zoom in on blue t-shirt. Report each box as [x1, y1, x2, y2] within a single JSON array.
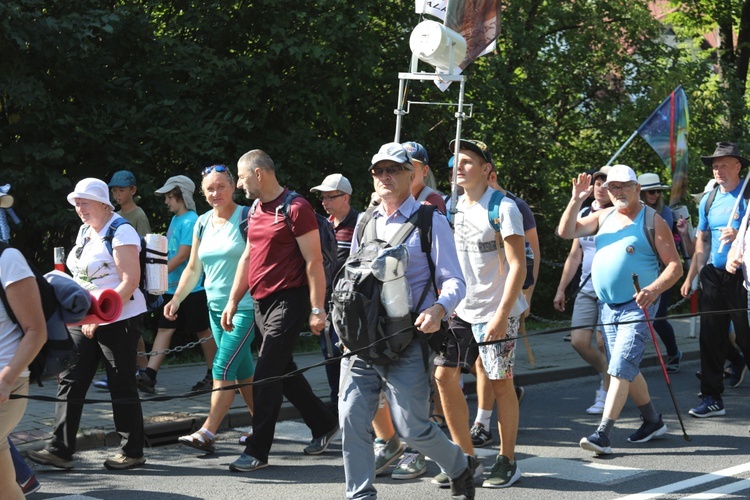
[[592, 207, 660, 305], [167, 211, 203, 295], [698, 183, 747, 270], [195, 206, 253, 311]]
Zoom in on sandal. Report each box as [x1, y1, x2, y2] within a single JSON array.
[[429, 414, 447, 428], [178, 429, 216, 453]]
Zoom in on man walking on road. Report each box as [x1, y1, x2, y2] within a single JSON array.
[[223, 150, 338, 472], [558, 165, 682, 454]]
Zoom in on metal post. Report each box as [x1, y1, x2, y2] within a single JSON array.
[[394, 77, 407, 143], [449, 78, 467, 220]]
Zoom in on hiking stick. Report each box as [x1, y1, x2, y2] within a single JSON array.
[[632, 273, 692, 441]]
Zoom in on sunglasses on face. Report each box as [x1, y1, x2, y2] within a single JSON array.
[[645, 189, 661, 195], [370, 166, 404, 177]]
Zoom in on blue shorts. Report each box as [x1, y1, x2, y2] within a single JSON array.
[[599, 300, 656, 382]]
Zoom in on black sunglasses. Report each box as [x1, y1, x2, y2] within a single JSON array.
[[645, 189, 661, 195], [75, 237, 90, 259]]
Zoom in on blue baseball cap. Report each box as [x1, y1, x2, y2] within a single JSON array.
[[108, 170, 137, 187], [401, 141, 429, 165]]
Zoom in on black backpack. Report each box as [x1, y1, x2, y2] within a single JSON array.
[[331, 205, 436, 366], [0, 243, 77, 385], [88, 218, 168, 312], [251, 191, 338, 297]]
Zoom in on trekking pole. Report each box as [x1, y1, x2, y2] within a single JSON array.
[[632, 273, 692, 441]]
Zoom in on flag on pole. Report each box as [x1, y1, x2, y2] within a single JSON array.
[[636, 85, 690, 206]]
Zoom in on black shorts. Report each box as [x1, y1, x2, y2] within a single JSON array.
[[432, 315, 479, 373], [157, 290, 210, 332]]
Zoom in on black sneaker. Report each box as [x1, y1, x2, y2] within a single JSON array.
[[191, 374, 213, 392], [449, 455, 477, 500], [579, 431, 612, 455], [303, 426, 339, 455], [515, 386, 526, 406], [627, 414, 667, 443], [665, 350, 682, 374], [729, 355, 747, 388], [470, 423, 492, 447], [136, 369, 156, 394]]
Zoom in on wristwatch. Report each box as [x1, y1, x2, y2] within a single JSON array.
[[311, 307, 322, 315]]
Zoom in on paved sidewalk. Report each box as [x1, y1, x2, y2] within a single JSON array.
[[11, 318, 699, 452]]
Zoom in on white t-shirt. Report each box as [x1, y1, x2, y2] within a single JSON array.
[[453, 187, 528, 323], [0, 247, 34, 374], [66, 214, 146, 322]]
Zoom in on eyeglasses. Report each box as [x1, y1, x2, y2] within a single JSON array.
[[607, 183, 636, 192], [75, 237, 90, 259], [370, 165, 404, 177], [320, 193, 346, 202], [202, 165, 233, 179], [645, 189, 661, 195]]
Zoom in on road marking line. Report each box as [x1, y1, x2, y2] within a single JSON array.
[[678, 477, 750, 499], [617, 462, 750, 499]]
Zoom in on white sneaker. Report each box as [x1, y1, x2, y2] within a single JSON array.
[[586, 389, 606, 414]]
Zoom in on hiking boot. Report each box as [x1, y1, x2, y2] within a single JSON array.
[[93, 376, 108, 390], [191, 374, 213, 392], [628, 414, 667, 443], [665, 350, 682, 374], [586, 389, 606, 415], [449, 455, 478, 500], [689, 395, 725, 418], [136, 369, 156, 395], [515, 386, 526, 406], [433, 455, 483, 489], [470, 422, 492, 447], [579, 431, 612, 455], [229, 454, 268, 472], [103, 453, 146, 470], [303, 426, 338, 455], [483, 454, 521, 488], [26, 449, 74, 470], [729, 355, 747, 388], [391, 448, 426, 480], [374, 436, 405, 475]]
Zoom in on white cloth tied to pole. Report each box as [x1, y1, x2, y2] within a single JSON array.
[[144, 233, 168, 295], [371, 244, 412, 318]]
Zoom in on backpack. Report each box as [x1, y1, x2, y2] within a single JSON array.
[[90, 218, 168, 312], [331, 205, 436, 366], [251, 191, 338, 297], [600, 204, 664, 270], [0, 244, 78, 385], [704, 182, 750, 218]]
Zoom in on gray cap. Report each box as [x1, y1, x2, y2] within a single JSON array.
[[310, 173, 352, 195], [155, 175, 196, 212]]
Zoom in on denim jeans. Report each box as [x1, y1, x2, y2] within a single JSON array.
[[599, 300, 656, 382]]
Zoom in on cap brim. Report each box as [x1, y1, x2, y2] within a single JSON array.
[[449, 139, 490, 164], [310, 185, 337, 193], [370, 154, 414, 171]]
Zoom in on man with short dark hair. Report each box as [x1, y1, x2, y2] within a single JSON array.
[[559, 165, 682, 455], [223, 150, 338, 472], [682, 142, 750, 417], [339, 142, 475, 499]]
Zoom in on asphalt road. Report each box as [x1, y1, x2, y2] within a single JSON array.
[[25, 359, 750, 499]]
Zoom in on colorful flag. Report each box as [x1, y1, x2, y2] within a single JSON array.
[[637, 85, 690, 206]]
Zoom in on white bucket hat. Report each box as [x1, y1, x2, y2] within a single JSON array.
[[637, 173, 671, 191], [67, 178, 114, 210]]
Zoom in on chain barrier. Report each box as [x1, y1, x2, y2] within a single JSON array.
[[12, 304, 748, 405]]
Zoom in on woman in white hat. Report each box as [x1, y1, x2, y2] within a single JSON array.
[[28, 178, 146, 471], [637, 172, 682, 373]]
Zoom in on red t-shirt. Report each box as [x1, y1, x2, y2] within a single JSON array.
[[247, 188, 318, 300]]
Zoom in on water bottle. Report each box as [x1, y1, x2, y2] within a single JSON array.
[[54, 247, 65, 272]]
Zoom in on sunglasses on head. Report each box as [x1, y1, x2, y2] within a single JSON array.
[[202, 165, 232, 178]]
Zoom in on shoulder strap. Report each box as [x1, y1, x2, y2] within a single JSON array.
[[488, 190, 506, 232], [103, 217, 131, 256], [643, 205, 658, 257], [356, 207, 378, 245], [0, 244, 14, 324], [598, 207, 617, 233], [704, 185, 720, 217], [281, 190, 300, 230], [416, 186, 435, 203], [239, 205, 251, 240]]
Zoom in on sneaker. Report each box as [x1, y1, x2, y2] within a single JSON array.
[[689, 395, 726, 418], [627, 414, 667, 443], [191, 374, 213, 392], [433, 456, 484, 488], [26, 449, 75, 470], [93, 377, 108, 390], [136, 369, 156, 394], [103, 453, 146, 470], [374, 437, 405, 475], [665, 350, 682, 374], [515, 386, 526, 406], [579, 431, 612, 455], [229, 453, 268, 472], [586, 389, 606, 415], [19, 474, 41, 496], [303, 426, 338, 455], [449, 455, 478, 500], [391, 448, 427, 479], [729, 356, 748, 388], [470, 422, 492, 447], [483, 454, 521, 488]]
